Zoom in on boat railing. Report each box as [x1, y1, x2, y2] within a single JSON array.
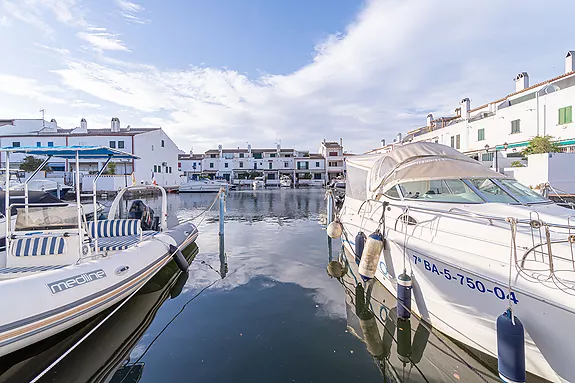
[[367, 198, 575, 293]]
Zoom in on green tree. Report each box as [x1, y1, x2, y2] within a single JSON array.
[[522, 135, 561, 156], [19, 156, 52, 172], [107, 162, 117, 175], [511, 161, 525, 168]]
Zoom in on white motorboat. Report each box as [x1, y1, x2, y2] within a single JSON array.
[[179, 178, 228, 193], [10, 179, 72, 199], [252, 176, 265, 188], [279, 175, 292, 188], [0, 145, 198, 358], [337, 142, 575, 383]]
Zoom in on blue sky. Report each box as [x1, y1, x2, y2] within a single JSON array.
[[1, 0, 575, 153]]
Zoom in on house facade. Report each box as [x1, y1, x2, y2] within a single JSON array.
[[319, 139, 345, 181], [393, 51, 575, 172], [0, 117, 180, 189]]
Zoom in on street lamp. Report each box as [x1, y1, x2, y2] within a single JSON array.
[[503, 142, 509, 151], [484, 144, 499, 172]]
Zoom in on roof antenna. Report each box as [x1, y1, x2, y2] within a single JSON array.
[[39, 108, 45, 127]]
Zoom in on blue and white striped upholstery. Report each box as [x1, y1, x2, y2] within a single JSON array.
[[87, 219, 140, 238], [0, 264, 69, 274], [91, 231, 156, 252], [11, 236, 67, 257]]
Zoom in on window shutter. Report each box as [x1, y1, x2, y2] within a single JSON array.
[[567, 106, 572, 123]]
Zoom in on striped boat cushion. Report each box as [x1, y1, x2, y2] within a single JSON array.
[[91, 231, 156, 252], [87, 219, 140, 238], [12, 236, 67, 257]]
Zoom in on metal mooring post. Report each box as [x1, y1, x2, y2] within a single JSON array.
[[326, 190, 334, 226], [219, 187, 226, 236]]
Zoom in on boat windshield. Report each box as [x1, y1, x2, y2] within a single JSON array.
[[15, 205, 79, 230], [389, 178, 550, 205]]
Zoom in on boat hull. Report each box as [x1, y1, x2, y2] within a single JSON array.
[[0, 222, 198, 358], [339, 205, 572, 383]]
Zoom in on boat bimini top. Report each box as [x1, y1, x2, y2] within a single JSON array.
[[346, 142, 510, 200]]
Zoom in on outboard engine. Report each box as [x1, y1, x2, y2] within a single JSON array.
[[128, 200, 159, 231]]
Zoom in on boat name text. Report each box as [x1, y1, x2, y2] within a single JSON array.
[[410, 255, 519, 304], [47, 269, 107, 294]]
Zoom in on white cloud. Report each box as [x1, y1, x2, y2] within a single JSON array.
[[77, 30, 130, 51], [34, 43, 71, 55], [3, 0, 575, 153], [0, 74, 66, 104], [0, 0, 81, 30], [115, 0, 149, 24]]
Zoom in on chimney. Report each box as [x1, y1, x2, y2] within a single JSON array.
[[566, 51, 575, 73], [426, 113, 433, 127], [111, 117, 120, 132], [48, 118, 58, 131], [247, 144, 252, 153], [396, 133, 402, 143], [514, 72, 529, 92], [277, 143, 281, 153], [380, 139, 386, 147], [339, 137, 343, 148], [218, 144, 223, 157], [189, 148, 193, 155], [460, 98, 471, 120]]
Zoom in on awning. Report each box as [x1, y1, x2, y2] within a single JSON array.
[[0, 145, 139, 159]]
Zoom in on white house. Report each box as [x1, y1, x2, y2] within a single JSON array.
[[319, 139, 345, 181], [0, 117, 181, 190], [181, 144, 327, 186], [394, 51, 575, 172]]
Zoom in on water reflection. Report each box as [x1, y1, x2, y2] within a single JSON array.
[[0, 243, 199, 383], [330, 246, 503, 383]]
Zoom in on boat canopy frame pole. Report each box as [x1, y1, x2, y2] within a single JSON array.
[[91, 155, 113, 254], [24, 155, 52, 221], [4, 152, 9, 254], [75, 151, 83, 260]]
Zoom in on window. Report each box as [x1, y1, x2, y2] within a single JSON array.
[[399, 179, 482, 203], [267, 173, 275, 180], [268, 162, 272, 169], [456, 134, 460, 149], [314, 173, 322, 180], [154, 165, 157, 172], [239, 153, 244, 158], [329, 151, 338, 156], [118, 141, 125, 149], [151, 145, 154, 151], [328, 161, 338, 167], [36, 142, 41, 147], [315, 162, 320, 167], [210, 154, 217, 158], [450, 136, 455, 148], [559, 106, 572, 125], [468, 179, 515, 203], [12, 141, 20, 147], [270, 153, 276, 158], [157, 165, 161, 173], [169, 167, 172, 173], [225, 163, 229, 168], [477, 128, 485, 141], [384, 186, 401, 199], [498, 179, 548, 204], [209, 163, 214, 168], [109, 141, 116, 148], [47, 142, 54, 147], [253, 153, 262, 159], [511, 119, 521, 134], [161, 140, 165, 147], [239, 162, 244, 168], [284, 162, 289, 168], [297, 161, 309, 170], [482, 152, 494, 162]]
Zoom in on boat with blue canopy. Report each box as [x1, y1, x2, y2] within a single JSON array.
[[0, 145, 198, 358]]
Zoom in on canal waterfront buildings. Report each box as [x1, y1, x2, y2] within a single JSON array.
[[373, 50, 575, 192], [0, 117, 181, 189]]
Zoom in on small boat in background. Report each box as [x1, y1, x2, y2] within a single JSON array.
[[252, 176, 265, 189], [279, 175, 292, 188], [10, 179, 72, 198], [179, 178, 228, 193]]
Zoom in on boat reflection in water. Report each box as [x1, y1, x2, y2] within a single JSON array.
[[328, 242, 506, 383], [0, 242, 200, 383]]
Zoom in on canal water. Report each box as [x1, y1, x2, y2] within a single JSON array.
[[0, 189, 542, 382]]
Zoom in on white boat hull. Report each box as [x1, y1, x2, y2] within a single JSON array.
[[0, 222, 197, 358], [339, 200, 573, 383]]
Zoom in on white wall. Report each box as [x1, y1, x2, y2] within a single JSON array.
[[133, 129, 180, 187], [505, 152, 575, 193]]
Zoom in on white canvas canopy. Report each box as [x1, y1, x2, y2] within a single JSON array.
[[346, 142, 508, 200]]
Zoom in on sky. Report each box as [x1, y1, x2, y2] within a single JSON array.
[[1, 0, 575, 154]]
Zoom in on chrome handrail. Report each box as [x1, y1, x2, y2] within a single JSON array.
[[369, 199, 574, 230]]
